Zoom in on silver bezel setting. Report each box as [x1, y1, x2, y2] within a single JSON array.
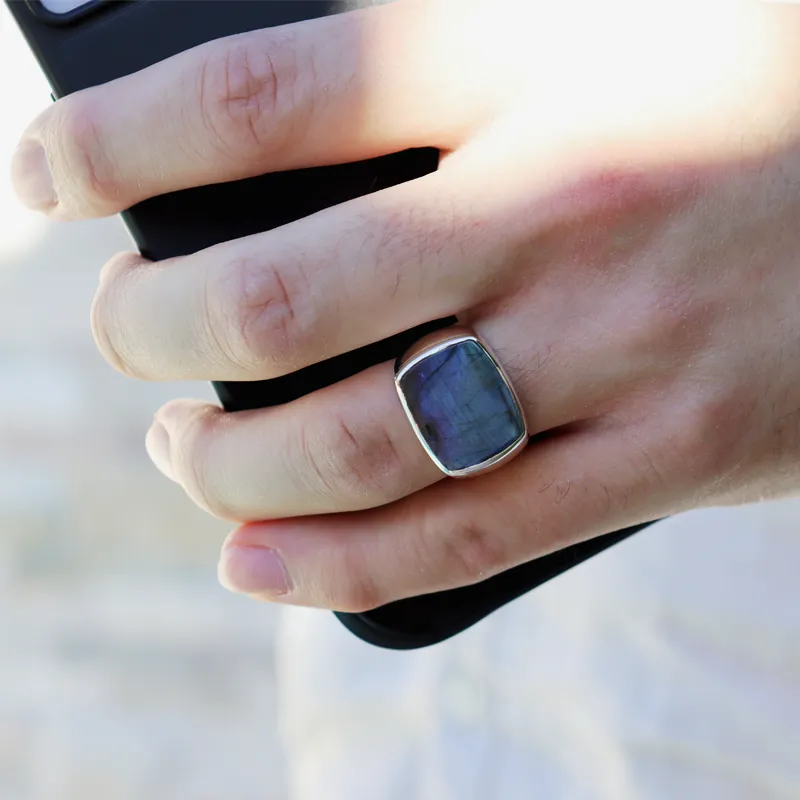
[[394, 327, 529, 479]]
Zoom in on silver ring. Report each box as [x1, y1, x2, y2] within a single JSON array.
[[394, 326, 529, 478]]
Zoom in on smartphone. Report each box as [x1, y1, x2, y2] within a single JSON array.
[[6, 0, 653, 649]]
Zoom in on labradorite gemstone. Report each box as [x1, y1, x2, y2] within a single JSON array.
[[398, 339, 525, 472]]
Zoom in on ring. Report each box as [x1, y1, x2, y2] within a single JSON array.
[[394, 326, 529, 478]]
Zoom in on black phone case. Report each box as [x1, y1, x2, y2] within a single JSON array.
[[7, 0, 653, 649]]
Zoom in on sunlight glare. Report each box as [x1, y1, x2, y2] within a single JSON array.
[[0, 5, 53, 263]]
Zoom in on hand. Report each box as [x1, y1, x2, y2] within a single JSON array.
[[11, 0, 800, 611]]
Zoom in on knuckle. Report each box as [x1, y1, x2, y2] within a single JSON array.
[[328, 416, 406, 500], [197, 34, 306, 159], [298, 414, 407, 505], [634, 280, 714, 362], [211, 255, 310, 373], [661, 389, 752, 488], [510, 163, 695, 285], [435, 516, 510, 585], [564, 164, 694, 225], [326, 548, 384, 613]]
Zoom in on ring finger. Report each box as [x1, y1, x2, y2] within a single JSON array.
[[146, 360, 442, 522], [144, 302, 636, 522]]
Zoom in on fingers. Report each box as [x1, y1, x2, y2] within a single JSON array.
[[138, 288, 648, 524], [10, 0, 478, 220], [216, 419, 680, 611], [90, 166, 500, 381], [140, 303, 655, 525], [88, 108, 688, 384], [140, 274, 686, 525], [145, 362, 442, 522]]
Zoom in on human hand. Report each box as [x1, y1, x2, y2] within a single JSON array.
[[11, 0, 800, 610]]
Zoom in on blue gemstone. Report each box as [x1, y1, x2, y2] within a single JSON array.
[[398, 339, 525, 472]]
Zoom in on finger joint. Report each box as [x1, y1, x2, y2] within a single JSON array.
[[198, 34, 306, 161], [211, 255, 311, 374]]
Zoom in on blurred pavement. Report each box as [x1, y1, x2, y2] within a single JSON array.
[[0, 9, 285, 798]]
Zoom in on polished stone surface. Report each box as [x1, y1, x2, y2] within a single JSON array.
[[398, 339, 525, 472]]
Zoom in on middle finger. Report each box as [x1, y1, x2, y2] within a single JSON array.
[[92, 166, 497, 381]]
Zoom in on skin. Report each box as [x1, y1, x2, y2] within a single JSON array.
[[9, 0, 800, 611]]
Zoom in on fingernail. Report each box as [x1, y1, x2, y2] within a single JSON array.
[[10, 141, 56, 211], [145, 419, 176, 482], [218, 545, 291, 598]]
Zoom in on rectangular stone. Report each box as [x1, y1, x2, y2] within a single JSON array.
[[398, 338, 525, 473]]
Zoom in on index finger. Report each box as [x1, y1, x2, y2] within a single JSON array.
[[10, 1, 470, 219]]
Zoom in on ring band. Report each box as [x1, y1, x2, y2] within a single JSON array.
[[394, 326, 528, 478]]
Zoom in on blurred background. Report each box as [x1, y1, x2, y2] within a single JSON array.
[[1, 3, 800, 800], [0, 7, 285, 799]]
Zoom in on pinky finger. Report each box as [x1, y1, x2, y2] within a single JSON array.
[[216, 418, 688, 612]]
